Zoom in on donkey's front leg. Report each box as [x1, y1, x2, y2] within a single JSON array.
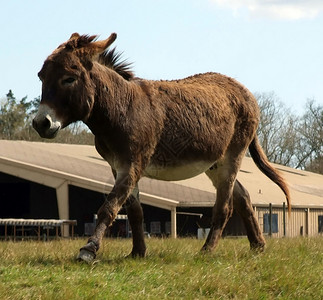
[[112, 171, 146, 257], [78, 172, 137, 262]]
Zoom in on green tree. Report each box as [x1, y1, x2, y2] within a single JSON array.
[[0, 90, 41, 140], [1, 90, 28, 139]]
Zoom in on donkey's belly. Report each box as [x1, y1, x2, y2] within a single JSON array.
[[143, 161, 214, 181]]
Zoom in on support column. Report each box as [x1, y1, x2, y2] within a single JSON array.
[[56, 181, 69, 237], [283, 202, 286, 237], [305, 208, 310, 236], [171, 207, 177, 239]]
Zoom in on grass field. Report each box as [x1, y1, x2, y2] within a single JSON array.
[[0, 237, 322, 299]]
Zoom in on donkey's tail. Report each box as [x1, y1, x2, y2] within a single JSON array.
[[249, 136, 291, 214]]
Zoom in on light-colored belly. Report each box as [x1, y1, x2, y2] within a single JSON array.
[[143, 161, 214, 181]]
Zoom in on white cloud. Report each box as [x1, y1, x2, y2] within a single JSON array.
[[211, 0, 323, 20]]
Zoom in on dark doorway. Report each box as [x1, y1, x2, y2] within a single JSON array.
[[0, 182, 30, 218]]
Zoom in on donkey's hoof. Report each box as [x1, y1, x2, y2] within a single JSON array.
[[126, 250, 146, 259], [77, 249, 96, 263], [77, 241, 97, 263], [200, 244, 213, 252], [250, 242, 266, 253]]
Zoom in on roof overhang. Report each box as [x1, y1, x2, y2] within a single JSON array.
[[0, 155, 179, 210]]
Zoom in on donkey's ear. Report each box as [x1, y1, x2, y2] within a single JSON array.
[[88, 33, 117, 58], [69, 33, 81, 40]]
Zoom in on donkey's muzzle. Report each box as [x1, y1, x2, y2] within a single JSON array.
[[32, 104, 62, 139], [32, 115, 60, 139]]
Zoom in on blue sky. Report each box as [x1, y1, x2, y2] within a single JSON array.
[[1, 0, 323, 114]]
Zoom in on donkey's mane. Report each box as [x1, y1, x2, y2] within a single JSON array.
[[98, 48, 134, 81]]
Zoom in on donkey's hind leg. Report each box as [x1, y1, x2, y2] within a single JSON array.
[[124, 185, 147, 257], [201, 160, 237, 251], [233, 180, 266, 250]]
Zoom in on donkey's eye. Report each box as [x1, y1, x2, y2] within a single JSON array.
[[61, 76, 76, 86]]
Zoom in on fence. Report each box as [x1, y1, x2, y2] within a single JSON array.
[[0, 218, 77, 241]]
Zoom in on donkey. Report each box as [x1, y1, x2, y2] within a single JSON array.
[[33, 33, 290, 262]]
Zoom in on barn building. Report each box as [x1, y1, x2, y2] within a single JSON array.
[[0, 140, 322, 239]]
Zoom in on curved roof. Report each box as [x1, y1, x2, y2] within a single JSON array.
[[0, 140, 322, 209]]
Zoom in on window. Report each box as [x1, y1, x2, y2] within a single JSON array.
[[318, 216, 323, 233], [165, 222, 171, 234], [263, 213, 278, 233], [150, 221, 161, 234]]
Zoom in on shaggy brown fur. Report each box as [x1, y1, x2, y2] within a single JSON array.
[[33, 33, 291, 262]]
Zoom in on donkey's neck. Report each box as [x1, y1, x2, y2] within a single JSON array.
[[85, 66, 138, 136]]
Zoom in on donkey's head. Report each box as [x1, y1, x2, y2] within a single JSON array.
[[33, 33, 117, 138]]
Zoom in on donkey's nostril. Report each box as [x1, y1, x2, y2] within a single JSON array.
[[32, 116, 51, 131], [42, 116, 51, 130]]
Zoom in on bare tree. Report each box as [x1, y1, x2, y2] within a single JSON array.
[[296, 99, 323, 172], [255, 93, 322, 174], [255, 92, 298, 167]]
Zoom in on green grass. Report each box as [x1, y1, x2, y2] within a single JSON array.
[[0, 237, 322, 299]]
